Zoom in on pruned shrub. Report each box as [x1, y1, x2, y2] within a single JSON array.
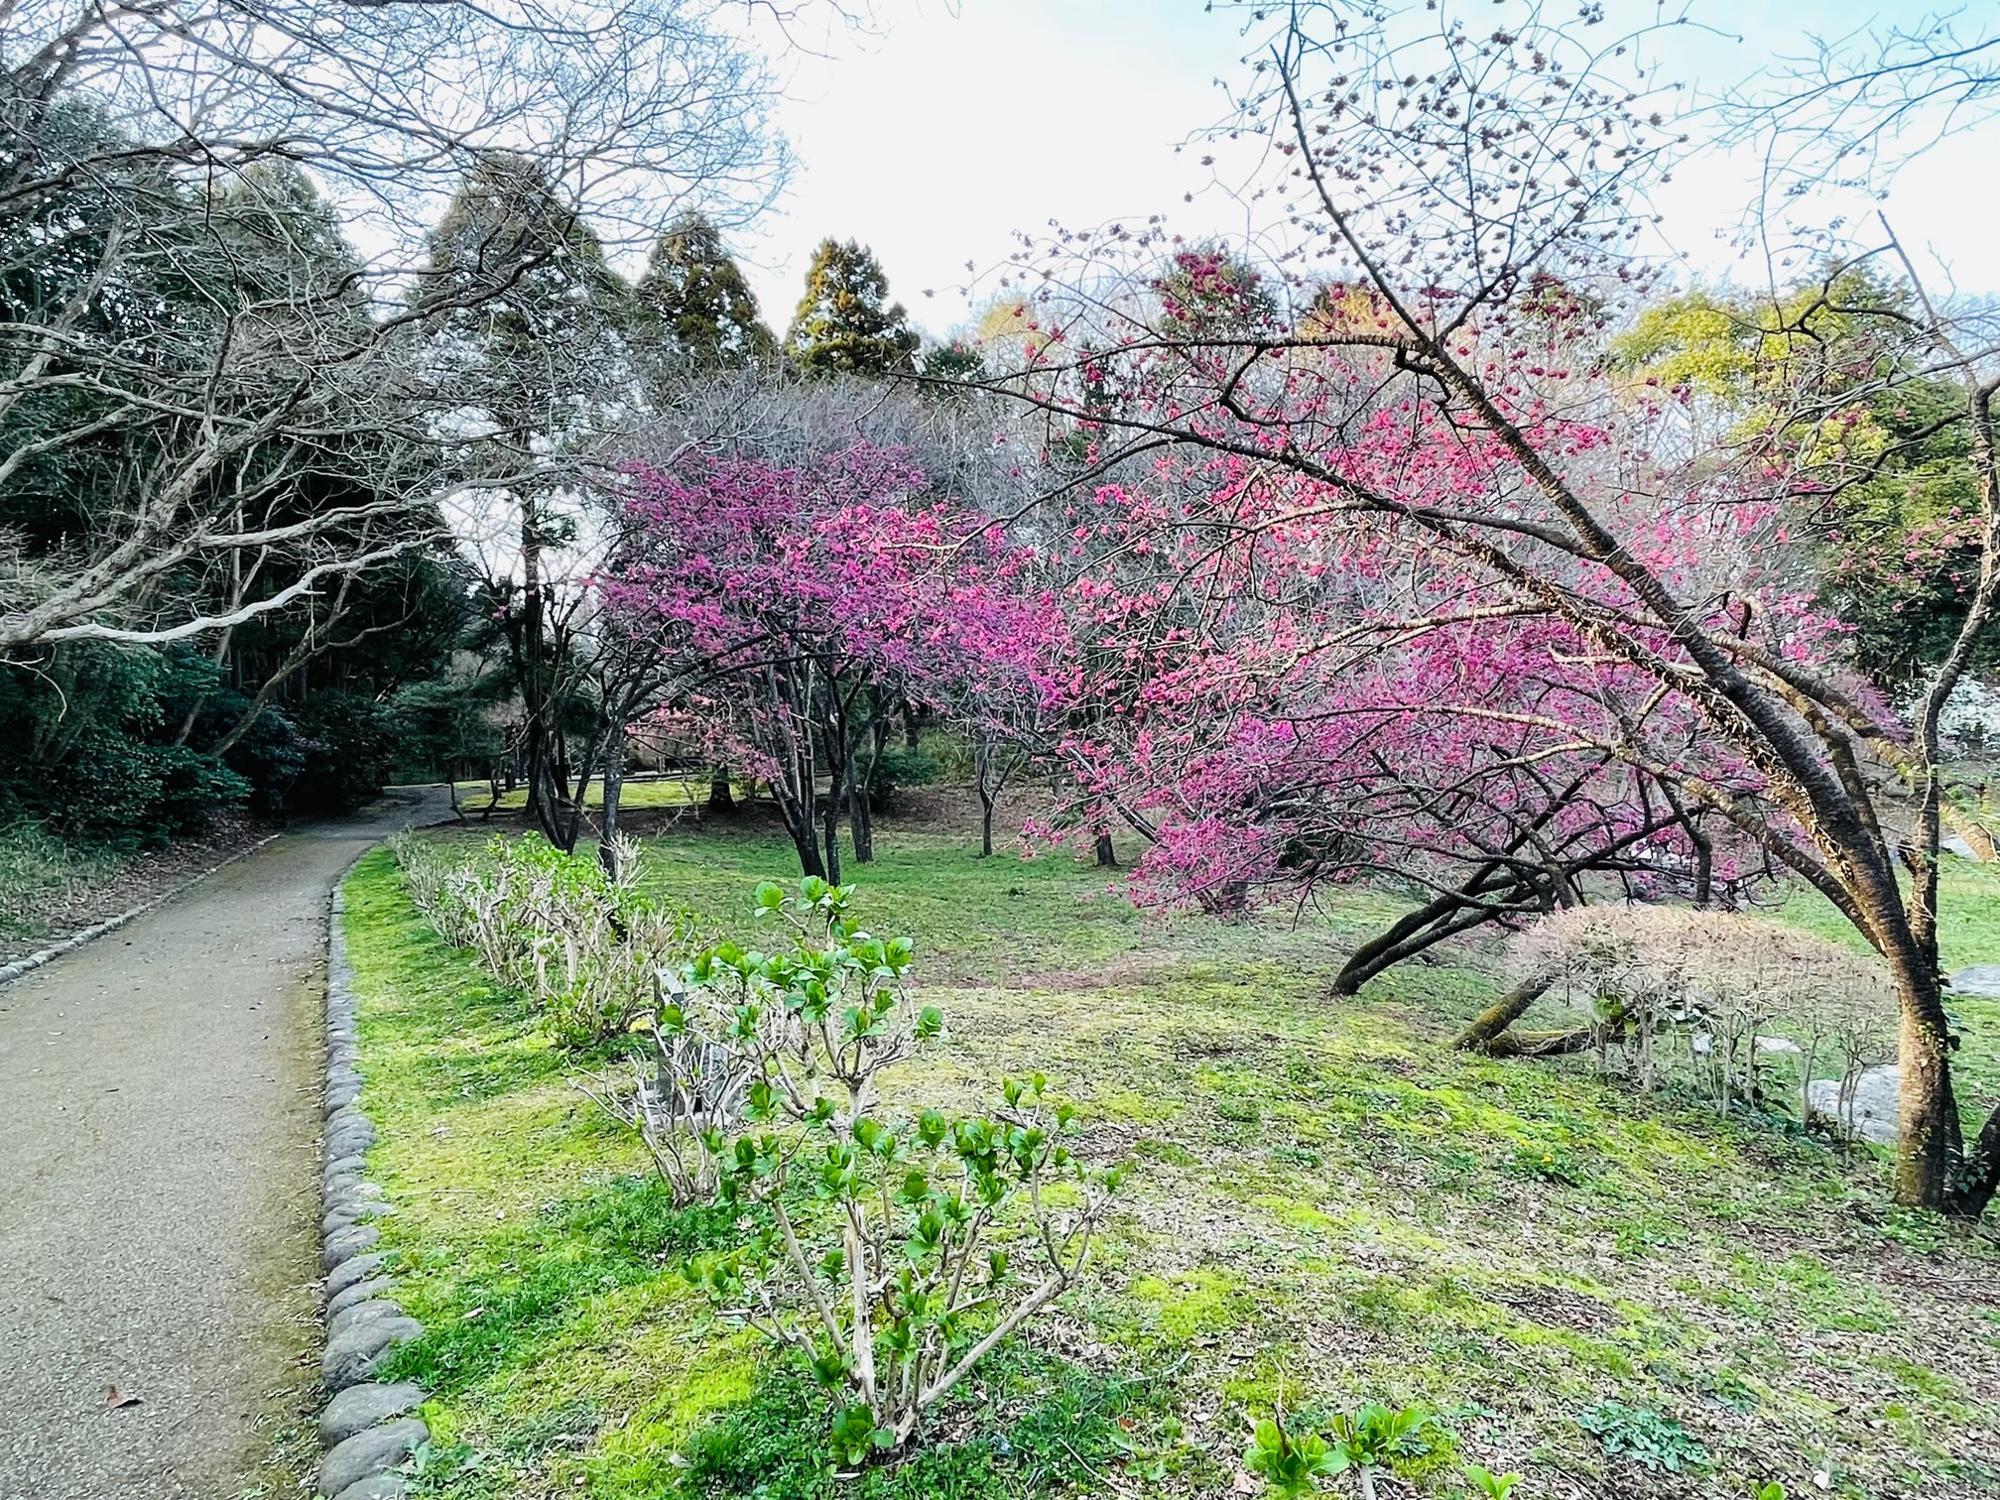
[[1507, 904, 1895, 1125], [388, 832, 698, 1047], [576, 960, 758, 1207], [680, 877, 1126, 1463]]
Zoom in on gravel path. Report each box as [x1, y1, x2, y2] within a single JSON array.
[[0, 791, 451, 1500]]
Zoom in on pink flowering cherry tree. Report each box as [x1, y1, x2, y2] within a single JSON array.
[[599, 440, 1063, 880], [959, 6, 2000, 1215]]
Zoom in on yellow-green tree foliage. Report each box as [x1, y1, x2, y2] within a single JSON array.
[[783, 238, 919, 376]]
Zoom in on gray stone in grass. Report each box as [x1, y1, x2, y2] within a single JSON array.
[[1942, 834, 1979, 860], [331, 1475, 409, 1500], [318, 1417, 427, 1496], [325, 1081, 362, 1115], [326, 1144, 374, 1184], [326, 1182, 388, 1212], [1951, 964, 2000, 999], [326, 1103, 371, 1136], [328, 1276, 398, 1317], [319, 1381, 427, 1448], [324, 1153, 366, 1187], [321, 1315, 422, 1390], [325, 1123, 375, 1161], [323, 1201, 391, 1237], [1807, 1063, 1900, 1145], [322, 1223, 380, 1271], [327, 1252, 388, 1298], [325, 1179, 383, 1211], [329, 1298, 405, 1342]]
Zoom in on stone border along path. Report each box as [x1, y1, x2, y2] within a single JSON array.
[[0, 833, 282, 989], [315, 864, 430, 1500]]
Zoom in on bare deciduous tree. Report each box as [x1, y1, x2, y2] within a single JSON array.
[[0, 0, 792, 654]]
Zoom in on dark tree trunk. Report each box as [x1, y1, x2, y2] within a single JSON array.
[[822, 786, 844, 886], [1332, 865, 1543, 996], [520, 510, 547, 827], [598, 751, 624, 877], [980, 789, 996, 858], [768, 768, 824, 879], [1094, 830, 1117, 868], [850, 718, 884, 864], [850, 781, 874, 863], [1891, 959, 1965, 1210], [1478, 1025, 1600, 1058], [1957, 1105, 2000, 1219], [707, 767, 735, 813]]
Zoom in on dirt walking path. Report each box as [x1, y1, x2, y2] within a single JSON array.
[[0, 791, 449, 1500]]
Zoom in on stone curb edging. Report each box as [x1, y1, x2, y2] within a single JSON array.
[[0, 832, 283, 989], [316, 857, 429, 1500]]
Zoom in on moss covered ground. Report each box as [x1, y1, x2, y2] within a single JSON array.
[[340, 813, 2000, 1500]]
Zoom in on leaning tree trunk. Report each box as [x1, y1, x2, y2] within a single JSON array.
[[1331, 863, 1550, 996], [1891, 959, 1966, 1211], [1333, 902, 1507, 996], [1453, 974, 1553, 1052]]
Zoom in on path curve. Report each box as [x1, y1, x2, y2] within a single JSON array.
[[0, 789, 452, 1500]]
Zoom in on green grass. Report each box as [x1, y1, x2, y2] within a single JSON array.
[[0, 821, 123, 945], [448, 777, 709, 814], [343, 817, 2000, 1500]]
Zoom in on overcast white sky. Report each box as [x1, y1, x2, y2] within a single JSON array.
[[729, 0, 2000, 339]]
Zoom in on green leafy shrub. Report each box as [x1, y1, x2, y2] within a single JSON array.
[[681, 878, 1125, 1463], [1578, 1399, 1709, 1474], [1244, 1404, 1481, 1499], [1245, 1412, 1346, 1497], [867, 744, 943, 807]]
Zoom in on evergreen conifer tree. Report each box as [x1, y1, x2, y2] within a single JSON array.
[[783, 238, 919, 376], [636, 212, 773, 366]]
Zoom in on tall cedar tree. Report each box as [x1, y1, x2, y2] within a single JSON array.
[[635, 213, 774, 366], [784, 238, 919, 376]]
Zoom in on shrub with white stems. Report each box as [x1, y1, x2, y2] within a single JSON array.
[[1507, 905, 1896, 1126], [388, 831, 697, 1048]]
